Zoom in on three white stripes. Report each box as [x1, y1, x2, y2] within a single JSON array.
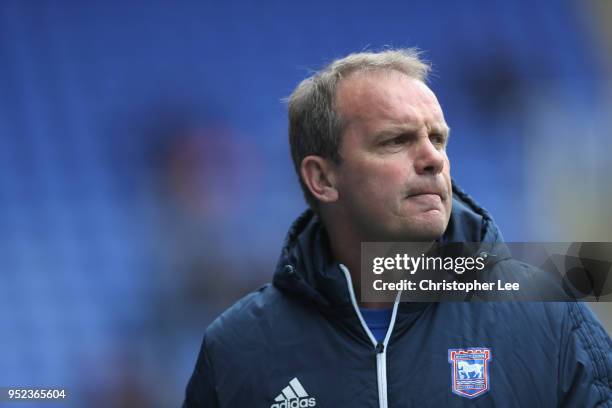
[[274, 377, 309, 401]]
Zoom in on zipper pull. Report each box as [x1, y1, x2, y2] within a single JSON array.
[[375, 343, 385, 354]]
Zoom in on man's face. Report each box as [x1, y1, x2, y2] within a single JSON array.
[[332, 70, 452, 241]]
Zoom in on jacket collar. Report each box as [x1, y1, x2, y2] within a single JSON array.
[[273, 181, 510, 310]]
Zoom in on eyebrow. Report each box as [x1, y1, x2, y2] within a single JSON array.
[[431, 124, 451, 137]]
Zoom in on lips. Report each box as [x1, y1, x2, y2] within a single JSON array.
[[409, 192, 441, 199], [406, 190, 446, 200], [407, 193, 442, 203]]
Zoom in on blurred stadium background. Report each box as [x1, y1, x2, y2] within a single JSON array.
[[0, 0, 611, 406]]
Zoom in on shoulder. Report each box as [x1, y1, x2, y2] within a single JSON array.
[[452, 299, 601, 340], [476, 301, 610, 363], [559, 303, 611, 362], [184, 285, 298, 407], [203, 283, 318, 357], [205, 284, 282, 342], [557, 303, 612, 405]]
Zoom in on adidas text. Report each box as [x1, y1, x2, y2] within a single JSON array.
[[270, 397, 316, 408]]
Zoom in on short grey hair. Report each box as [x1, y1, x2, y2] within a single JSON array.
[[287, 48, 431, 209]]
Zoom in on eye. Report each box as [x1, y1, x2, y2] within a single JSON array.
[[430, 133, 447, 148], [381, 134, 409, 147]]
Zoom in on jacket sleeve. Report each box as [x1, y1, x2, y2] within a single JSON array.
[[558, 303, 612, 407], [183, 336, 219, 408]]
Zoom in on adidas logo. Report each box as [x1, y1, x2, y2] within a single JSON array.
[[270, 377, 317, 408]]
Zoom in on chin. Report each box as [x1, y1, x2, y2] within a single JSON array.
[[378, 223, 445, 243], [402, 215, 448, 241], [362, 209, 449, 242]]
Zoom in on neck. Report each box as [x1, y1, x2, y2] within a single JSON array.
[[323, 213, 393, 310]]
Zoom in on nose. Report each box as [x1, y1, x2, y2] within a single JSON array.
[[413, 138, 445, 175]]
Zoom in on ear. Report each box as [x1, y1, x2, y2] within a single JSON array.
[[300, 155, 339, 203]]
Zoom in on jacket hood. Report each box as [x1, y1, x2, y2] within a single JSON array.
[[272, 181, 510, 309]]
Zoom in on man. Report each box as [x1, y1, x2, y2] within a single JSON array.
[[184, 49, 611, 407]]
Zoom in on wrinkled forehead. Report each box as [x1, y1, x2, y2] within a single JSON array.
[[334, 69, 446, 128]]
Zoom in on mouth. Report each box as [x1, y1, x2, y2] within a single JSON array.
[[404, 191, 446, 211], [406, 193, 442, 202], [406, 191, 444, 200]]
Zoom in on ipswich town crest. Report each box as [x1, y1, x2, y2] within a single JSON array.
[[448, 348, 492, 399]]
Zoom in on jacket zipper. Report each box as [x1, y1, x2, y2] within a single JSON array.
[[339, 264, 401, 408]]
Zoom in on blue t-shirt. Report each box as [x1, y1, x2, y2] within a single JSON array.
[[359, 308, 392, 343]]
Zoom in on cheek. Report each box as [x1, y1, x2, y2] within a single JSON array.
[[352, 161, 406, 192], [341, 161, 406, 203]]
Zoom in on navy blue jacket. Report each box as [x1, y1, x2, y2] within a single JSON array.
[[184, 184, 612, 407]]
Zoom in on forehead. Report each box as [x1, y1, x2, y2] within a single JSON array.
[[335, 70, 446, 132]]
